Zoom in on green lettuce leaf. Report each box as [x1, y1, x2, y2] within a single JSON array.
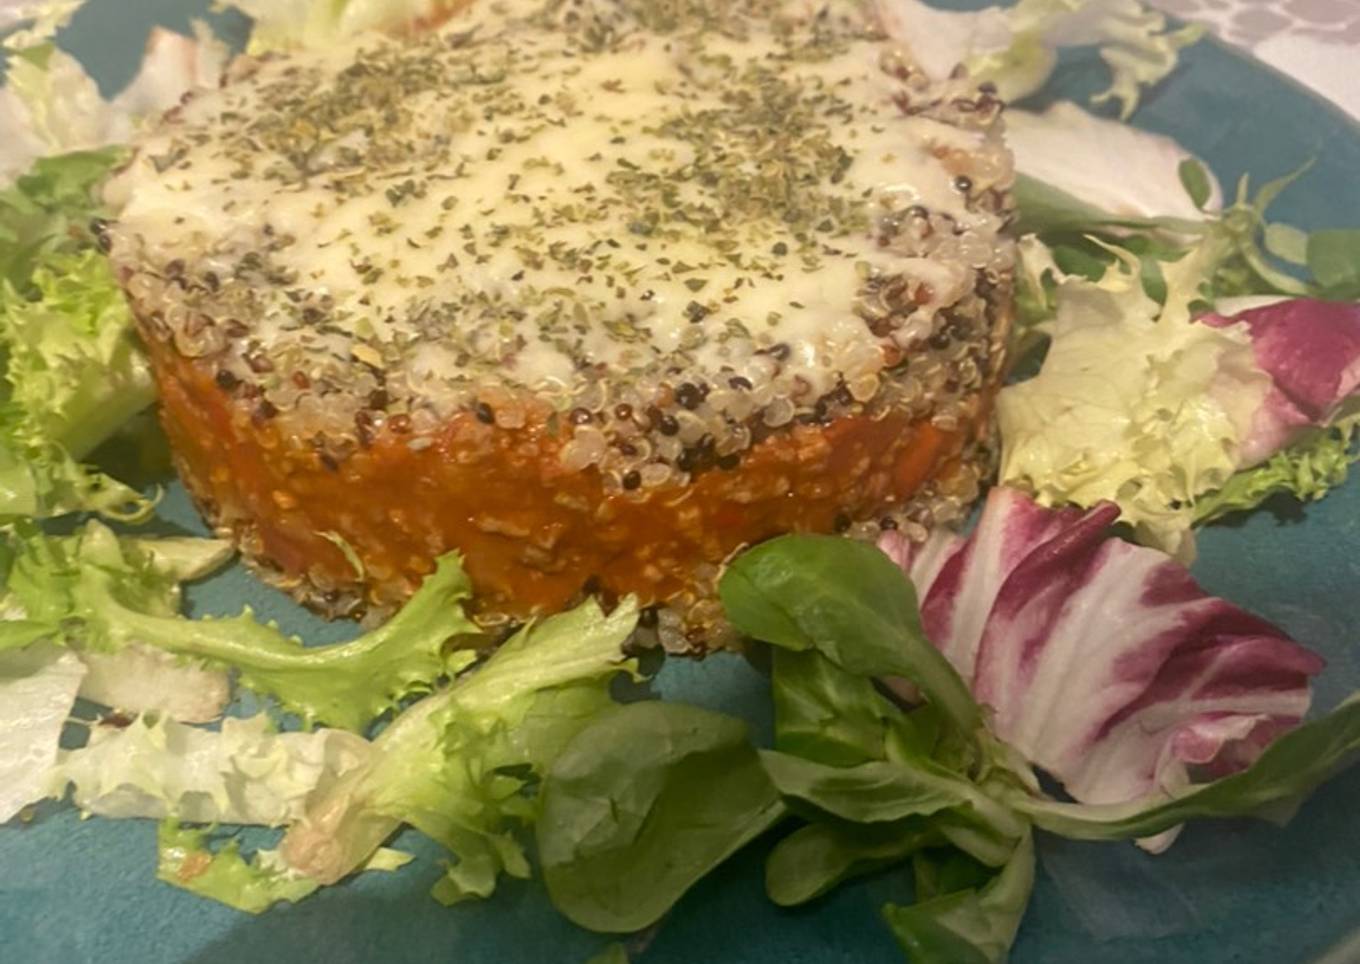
[[54, 713, 373, 825], [5, 520, 480, 730], [0, 249, 157, 521], [0, 43, 111, 181], [997, 240, 1270, 556], [1008, 164, 1360, 547], [719, 534, 983, 743], [0, 644, 86, 822], [0, 1, 82, 53], [0, 146, 122, 293], [770, 647, 903, 768], [220, 0, 462, 52], [1191, 419, 1360, 525], [879, 0, 1201, 119], [0, 148, 160, 521], [758, 752, 1026, 867], [538, 700, 785, 933], [883, 831, 1036, 964], [765, 820, 940, 907], [279, 598, 638, 906], [584, 944, 630, 964], [157, 822, 320, 914]]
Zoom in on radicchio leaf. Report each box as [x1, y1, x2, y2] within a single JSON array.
[[880, 487, 1323, 850], [1201, 299, 1360, 464]]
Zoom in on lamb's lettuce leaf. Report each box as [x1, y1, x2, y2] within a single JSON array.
[[538, 701, 784, 933], [883, 832, 1035, 964]]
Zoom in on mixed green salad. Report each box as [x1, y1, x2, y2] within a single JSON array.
[[3, 0, 1360, 961]]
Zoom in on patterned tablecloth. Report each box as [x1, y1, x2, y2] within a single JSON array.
[[1147, 0, 1360, 119]]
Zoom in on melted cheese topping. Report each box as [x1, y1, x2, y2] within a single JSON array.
[[110, 0, 1011, 422]]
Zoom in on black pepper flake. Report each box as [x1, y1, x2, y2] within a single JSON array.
[[569, 407, 593, 425], [771, 241, 789, 256], [215, 369, 238, 390], [476, 402, 496, 424], [614, 403, 634, 421], [767, 343, 791, 361], [728, 375, 752, 390], [717, 452, 741, 471], [657, 413, 679, 436], [953, 175, 973, 193], [684, 301, 710, 323], [928, 330, 951, 350], [879, 517, 898, 531], [622, 470, 641, 491], [834, 513, 852, 533]]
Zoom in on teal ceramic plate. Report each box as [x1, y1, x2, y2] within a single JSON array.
[[4, 2, 1360, 962]]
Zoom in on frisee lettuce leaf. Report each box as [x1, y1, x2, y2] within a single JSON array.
[[0, 248, 157, 521], [1007, 159, 1360, 551], [279, 597, 638, 906], [54, 713, 373, 825], [1192, 419, 1360, 525], [4, 520, 481, 730], [157, 822, 320, 914], [0, 148, 161, 521], [877, 0, 1201, 118], [2, 25, 228, 183], [998, 241, 1269, 556], [218, 0, 462, 52], [0, 644, 86, 822], [0, 1, 82, 53]]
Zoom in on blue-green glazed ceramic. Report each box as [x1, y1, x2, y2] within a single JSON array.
[[3, 2, 1359, 961]]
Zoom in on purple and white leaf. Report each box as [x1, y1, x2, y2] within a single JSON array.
[[1201, 299, 1360, 465], [881, 487, 1323, 850]]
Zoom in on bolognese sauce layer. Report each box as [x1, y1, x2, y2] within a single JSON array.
[[106, 0, 1016, 644]]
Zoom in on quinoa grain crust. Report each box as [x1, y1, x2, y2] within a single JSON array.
[[107, 0, 1016, 644]]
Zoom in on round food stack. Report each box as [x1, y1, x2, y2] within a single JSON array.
[[105, 0, 1016, 647]]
